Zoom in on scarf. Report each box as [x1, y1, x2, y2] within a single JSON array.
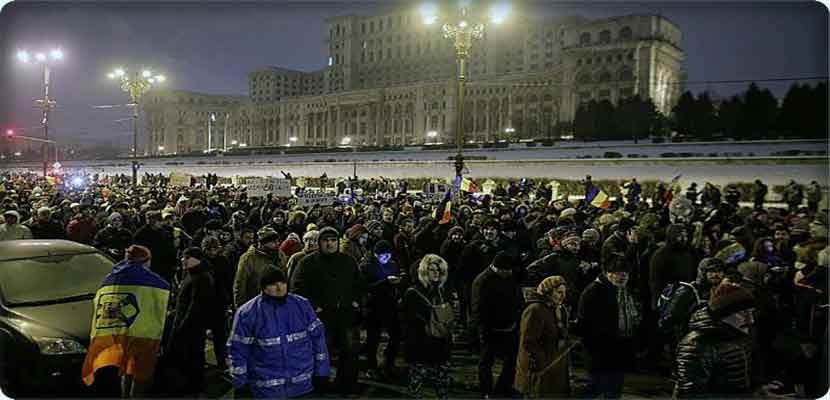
[[616, 286, 640, 338]]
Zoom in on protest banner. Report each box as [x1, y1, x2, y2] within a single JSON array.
[[169, 173, 191, 187], [297, 191, 338, 207], [247, 178, 291, 197]]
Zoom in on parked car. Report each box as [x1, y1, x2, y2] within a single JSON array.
[[0, 240, 114, 397]]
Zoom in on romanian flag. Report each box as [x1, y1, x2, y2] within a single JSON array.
[[590, 186, 611, 209], [435, 186, 454, 225], [82, 260, 170, 386], [460, 177, 479, 193]]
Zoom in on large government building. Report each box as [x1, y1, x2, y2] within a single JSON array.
[[142, 8, 685, 155]]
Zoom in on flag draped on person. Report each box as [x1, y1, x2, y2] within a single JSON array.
[[585, 185, 611, 209], [81, 259, 170, 386]]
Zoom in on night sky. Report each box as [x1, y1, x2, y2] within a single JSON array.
[[0, 1, 826, 147]]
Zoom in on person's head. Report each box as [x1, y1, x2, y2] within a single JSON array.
[[699, 257, 726, 287], [418, 254, 448, 286], [774, 225, 790, 244], [560, 233, 581, 254], [604, 255, 629, 287], [181, 247, 203, 269], [271, 210, 285, 225], [202, 236, 222, 258], [302, 230, 320, 252], [366, 220, 383, 239], [318, 227, 340, 255], [191, 199, 204, 211], [125, 244, 152, 267], [36, 207, 51, 223], [257, 227, 281, 251], [146, 211, 163, 230], [482, 220, 500, 241], [581, 228, 601, 247], [501, 221, 517, 240], [666, 224, 688, 247], [709, 282, 756, 334], [260, 268, 288, 299], [471, 211, 485, 226], [537, 275, 567, 306], [400, 218, 415, 235], [382, 208, 395, 223], [373, 240, 393, 265], [107, 212, 124, 228], [205, 219, 223, 237], [239, 226, 256, 247], [2, 210, 19, 226], [449, 226, 464, 243], [491, 251, 513, 278]]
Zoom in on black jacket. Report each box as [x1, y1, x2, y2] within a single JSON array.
[[133, 225, 177, 284], [94, 225, 134, 258], [181, 209, 208, 236], [673, 308, 754, 398], [206, 254, 234, 310], [223, 240, 248, 273], [290, 251, 363, 324], [27, 219, 66, 240], [460, 239, 502, 284], [649, 243, 697, 310], [167, 264, 215, 367], [403, 282, 452, 364], [471, 266, 523, 336], [359, 257, 403, 313], [576, 274, 635, 371]]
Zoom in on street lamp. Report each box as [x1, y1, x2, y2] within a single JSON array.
[[341, 136, 352, 146], [426, 130, 438, 144], [17, 47, 63, 177], [107, 66, 166, 186], [421, 2, 509, 181], [288, 136, 298, 147], [157, 145, 165, 153]]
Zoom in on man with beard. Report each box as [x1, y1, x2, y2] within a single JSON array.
[[660, 257, 726, 350], [233, 227, 284, 309], [291, 227, 362, 395], [649, 224, 697, 312], [94, 212, 134, 259], [526, 232, 582, 309], [133, 211, 177, 284], [26, 206, 65, 240]]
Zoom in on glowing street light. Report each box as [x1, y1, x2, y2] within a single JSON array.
[[107, 66, 167, 186], [158, 145, 165, 152], [231, 140, 239, 146], [17, 46, 63, 177], [341, 136, 352, 146]]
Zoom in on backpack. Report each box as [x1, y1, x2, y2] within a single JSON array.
[[413, 288, 455, 339], [657, 281, 702, 332]]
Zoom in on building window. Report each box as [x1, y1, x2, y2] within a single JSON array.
[[618, 66, 634, 81], [598, 71, 612, 82], [362, 23, 366, 34], [370, 21, 374, 33], [599, 30, 611, 44], [579, 32, 591, 45], [619, 26, 633, 41]]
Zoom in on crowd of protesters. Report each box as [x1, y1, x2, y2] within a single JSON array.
[[0, 170, 827, 399]]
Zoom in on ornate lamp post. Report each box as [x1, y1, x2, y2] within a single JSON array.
[[107, 67, 166, 186], [421, 2, 509, 181], [17, 48, 63, 177]]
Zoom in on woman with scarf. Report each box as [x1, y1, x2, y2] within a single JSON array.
[[515, 276, 572, 398]]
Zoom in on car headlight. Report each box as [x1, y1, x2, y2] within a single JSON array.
[[33, 337, 87, 355]]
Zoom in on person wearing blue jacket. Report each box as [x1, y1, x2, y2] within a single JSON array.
[[227, 268, 330, 398]]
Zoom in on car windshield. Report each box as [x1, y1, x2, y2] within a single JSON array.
[[0, 252, 114, 306]]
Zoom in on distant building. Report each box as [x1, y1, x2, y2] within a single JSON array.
[[143, 10, 684, 155]]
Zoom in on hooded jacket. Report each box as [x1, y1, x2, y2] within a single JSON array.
[[233, 246, 281, 309], [0, 211, 33, 241], [402, 255, 452, 364], [649, 224, 697, 310], [673, 308, 754, 398]]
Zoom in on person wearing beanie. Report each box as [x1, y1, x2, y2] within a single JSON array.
[[233, 227, 286, 309], [459, 218, 504, 350], [291, 226, 362, 395], [515, 275, 572, 398], [66, 205, 98, 245], [164, 246, 215, 396], [660, 257, 727, 351], [674, 282, 764, 398], [286, 230, 320, 286], [280, 236, 303, 259], [471, 251, 523, 398], [228, 266, 330, 398], [341, 224, 370, 264], [526, 231, 583, 309], [25, 206, 65, 240], [365, 219, 384, 250], [94, 212, 133, 259], [359, 239, 404, 377], [649, 224, 696, 311], [600, 217, 638, 272], [576, 253, 641, 398]]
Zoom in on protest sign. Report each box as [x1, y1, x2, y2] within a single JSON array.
[[297, 191, 338, 206], [247, 178, 291, 197]]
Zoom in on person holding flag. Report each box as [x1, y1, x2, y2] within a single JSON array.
[[81, 245, 171, 398]]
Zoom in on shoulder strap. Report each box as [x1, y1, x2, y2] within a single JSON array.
[[678, 281, 701, 304]]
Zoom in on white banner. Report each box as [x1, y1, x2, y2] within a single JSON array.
[[169, 173, 191, 187], [247, 178, 292, 197], [298, 191, 338, 207]]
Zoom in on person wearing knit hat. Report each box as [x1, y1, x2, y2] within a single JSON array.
[[125, 244, 152, 264], [286, 230, 320, 285], [471, 249, 523, 397], [341, 224, 369, 264], [290, 224, 360, 395], [280, 236, 304, 259], [673, 282, 760, 397], [166, 245, 215, 396], [234, 227, 286, 308]]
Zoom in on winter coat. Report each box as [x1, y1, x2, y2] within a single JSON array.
[[233, 246, 281, 309], [339, 237, 368, 265], [133, 225, 177, 284], [806, 183, 822, 203], [290, 251, 362, 326], [359, 257, 403, 313], [472, 266, 523, 336], [94, 225, 134, 258], [576, 274, 636, 372], [181, 209, 208, 236], [228, 294, 330, 398], [673, 308, 754, 398], [525, 251, 580, 307], [0, 223, 33, 241], [403, 259, 452, 365], [223, 240, 248, 274], [515, 293, 571, 398], [66, 217, 97, 245], [649, 243, 697, 310], [26, 220, 65, 240], [460, 239, 502, 284], [286, 249, 313, 287], [206, 254, 234, 311], [393, 232, 415, 274], [439, 238, 466, 287], [166, 264, 215, 368]]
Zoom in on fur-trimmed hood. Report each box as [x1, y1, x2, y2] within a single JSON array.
[[417, 254, 449, 287]]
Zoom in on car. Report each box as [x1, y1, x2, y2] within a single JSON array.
[[0, 240, 115, 397]]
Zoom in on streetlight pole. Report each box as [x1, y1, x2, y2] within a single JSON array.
[[108, 67, 166, 187], [17, 48, 62, 177]]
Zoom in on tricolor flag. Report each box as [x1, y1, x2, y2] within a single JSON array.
[[82, 260, 170, 386], [460, 177, 479, 193], [435, 186, 454, 224], [586, 186, 611, 209]]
